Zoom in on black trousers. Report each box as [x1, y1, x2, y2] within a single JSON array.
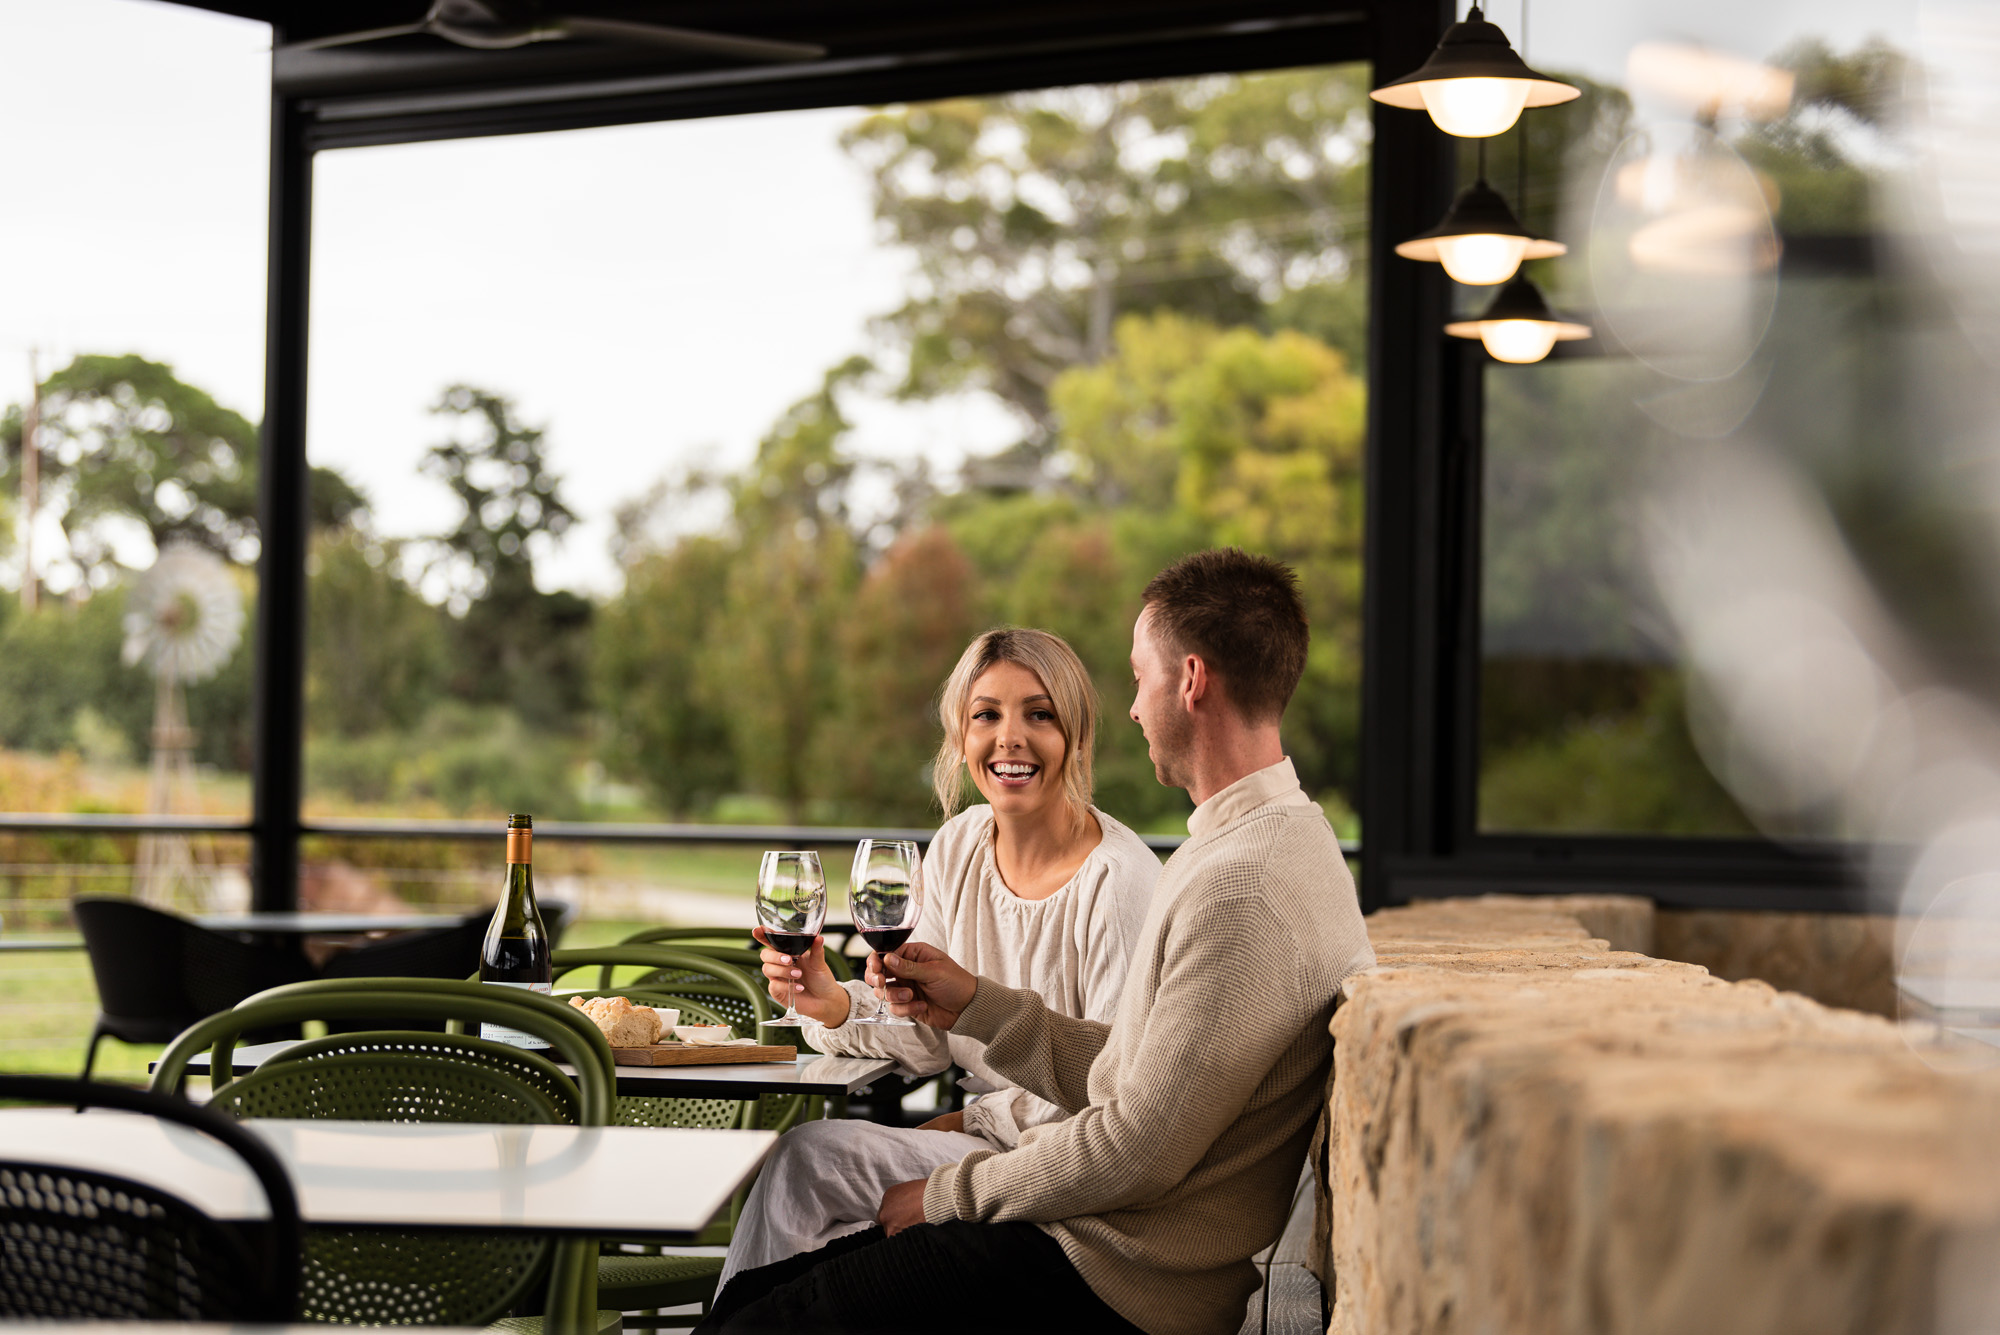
[[695, 1222, 1148, 1335]]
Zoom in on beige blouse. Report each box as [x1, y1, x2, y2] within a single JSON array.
[[802, 803, 1159, 1148]]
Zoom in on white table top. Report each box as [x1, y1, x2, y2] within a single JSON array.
[[0, 1110, 775, 1239], [197, 911, 468, 934], [171, 1040, 899, 1098]]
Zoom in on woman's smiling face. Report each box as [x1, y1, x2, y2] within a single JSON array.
[[963, 659, 1070, 821]]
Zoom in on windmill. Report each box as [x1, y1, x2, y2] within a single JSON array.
[[121, 542, 245, 910]]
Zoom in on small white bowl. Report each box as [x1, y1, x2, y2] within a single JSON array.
[[647, 1007, 680, 1032], [673, 1024, 733, 1044]]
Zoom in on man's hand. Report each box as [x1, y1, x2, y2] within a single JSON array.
[[868, 940, 976, 1029], [915, 1109, 965, 1134], [876, 1178, 928, 1237], [751, 928, 852, 1027]]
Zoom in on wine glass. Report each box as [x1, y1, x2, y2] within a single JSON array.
[[848, 838, 923, 1027], [756, 850, 827, 1028]]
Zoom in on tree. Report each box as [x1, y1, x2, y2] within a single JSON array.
[[1047, 311, 1368, 806], [419, 385, 589, 728], [8, 354, 363, 589], [594, 536, 740, 815], [306, 531, 448, 739], [817, 526, 983, 823], [843, 69, 1372, 452]]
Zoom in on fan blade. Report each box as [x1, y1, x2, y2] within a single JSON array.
[[555, 16, 825, 62], [277, 22, 431, 53]]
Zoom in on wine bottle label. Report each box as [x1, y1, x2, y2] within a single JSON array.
[[507, 828, 532, 864], [480, 980, 553, 1048]]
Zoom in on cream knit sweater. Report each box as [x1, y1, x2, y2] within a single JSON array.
[[921, 759, 1374, 1335], [802, 804, 1159, 1148]]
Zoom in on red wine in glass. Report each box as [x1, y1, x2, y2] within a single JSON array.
[[849, 839, 923, 1026], [757, 850, 827, 1028], [860, 927, 912, 956], [765, 930, 817, 957]]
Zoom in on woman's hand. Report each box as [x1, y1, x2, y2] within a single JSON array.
[[752, 928, 852, 1028], [868, 940, 976, 1030], [916, 1110, 965, 1134]]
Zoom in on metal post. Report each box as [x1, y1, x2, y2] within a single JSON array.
[[1358, 0, 1459, 912], [249, 89, 313, 914]]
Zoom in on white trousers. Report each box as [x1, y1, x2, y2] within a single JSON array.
[[717, 1117, 992, 1292]]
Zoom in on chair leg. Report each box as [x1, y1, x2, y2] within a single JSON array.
[[79, 1021, 108, 1082]]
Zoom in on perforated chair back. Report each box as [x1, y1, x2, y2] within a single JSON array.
[[613, 928, 855, 983], [0, 1073, 301, 1322], [150, 979, 615, 1329], [216, 1034, 580, 1125]]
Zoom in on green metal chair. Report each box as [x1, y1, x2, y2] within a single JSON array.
[[152, 978, 618, 1334], [612, 926, 855, 983], [548, 947, 819, 1329]]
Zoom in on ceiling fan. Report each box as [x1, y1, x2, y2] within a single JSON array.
[[278, 0, 826, 62]]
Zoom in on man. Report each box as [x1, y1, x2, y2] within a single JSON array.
[[700, 549, 1374, 1335]]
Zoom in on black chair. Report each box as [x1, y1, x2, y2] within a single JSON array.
[[0, 1073, 302, 1321], [72, 897, 318, 1079], [317, 903, 570, 1031]]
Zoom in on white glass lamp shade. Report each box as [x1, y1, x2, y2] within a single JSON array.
[[1476, 319, 1563, 363], [1433, 232, 1534, 284], [1419, 76, 1534, 138]]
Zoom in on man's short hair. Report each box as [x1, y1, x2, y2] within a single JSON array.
[[1142, 549, 1309, 724]]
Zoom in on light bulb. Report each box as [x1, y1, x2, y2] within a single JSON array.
[[1417, 77, 1532, 138], [1432, 233, 1531, 285], [1478, 319, 1562, 363]]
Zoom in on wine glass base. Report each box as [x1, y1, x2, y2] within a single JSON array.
[[762, 1017, 807, 1027], [849, 1017, 916, 1027]]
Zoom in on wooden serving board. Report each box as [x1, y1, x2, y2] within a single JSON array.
[[610, 1043, 798, 1067]]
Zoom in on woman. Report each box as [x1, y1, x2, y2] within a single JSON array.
[[720, 627, 1159, 1290]]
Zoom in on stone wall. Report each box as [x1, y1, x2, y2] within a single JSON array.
[[1654, 908, 1899, 1017], [1323, 896, 2000, 1335]]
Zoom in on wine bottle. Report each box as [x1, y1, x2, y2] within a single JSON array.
[[479, 813, 552, 1048]]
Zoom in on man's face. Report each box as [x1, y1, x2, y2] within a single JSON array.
[[1130, 607, 1195, 790]]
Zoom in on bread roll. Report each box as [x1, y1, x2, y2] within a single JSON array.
[[566, 994, 663, 1046]]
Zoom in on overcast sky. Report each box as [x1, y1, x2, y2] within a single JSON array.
[[0, 0, 1017, 597], [0, 0, 1922, 597]]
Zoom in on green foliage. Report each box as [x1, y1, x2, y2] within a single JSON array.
[[817, 526, 982, 824], [593, 537, 740, 816], [843, 69, 1371, 444], [0, 584, 252, 770], [421, 385, 591, 729], [1479, 670, 1752, 836], [305, 702, 578, 819], [7, 354, 364, 588], [307, 531, 448, 738], [1737, 38, 1905, 235]]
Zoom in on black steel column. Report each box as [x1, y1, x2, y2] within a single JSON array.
[[250, 88, 313, 913], [1358, 0, 1458, 912]]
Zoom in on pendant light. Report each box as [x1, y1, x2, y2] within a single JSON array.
[[1394, 137, 1565, 285], [1445, 273, 1591, 363], [1369, 3, 1579, 139]]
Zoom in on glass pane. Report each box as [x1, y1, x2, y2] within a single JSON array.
[[0, 1, 266, 824], [305, 67, 1369, 845], [1475, 0, 1918, 837]]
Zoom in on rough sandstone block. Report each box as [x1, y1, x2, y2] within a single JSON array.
[[1323, 899, 2000, 1335]]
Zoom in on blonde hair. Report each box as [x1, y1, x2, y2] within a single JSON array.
[[932, 627, 1099, 831]]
